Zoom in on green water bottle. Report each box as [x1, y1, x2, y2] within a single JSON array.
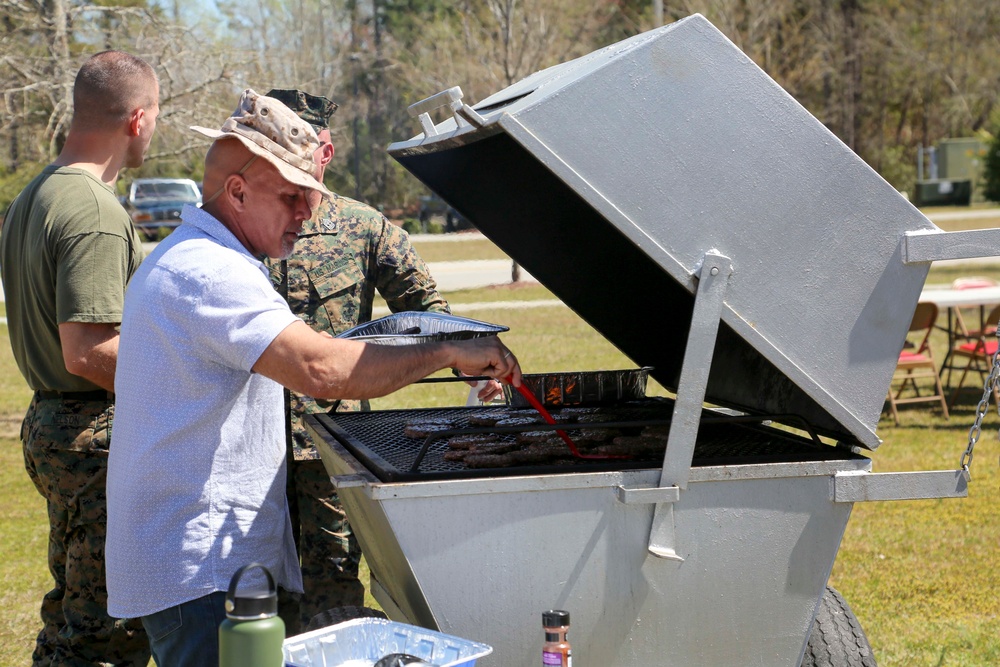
[[218, 563, 285, 667]]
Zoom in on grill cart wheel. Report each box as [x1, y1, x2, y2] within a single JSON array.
[[801, 586, 877, 667], [304, 605, 388, 633]]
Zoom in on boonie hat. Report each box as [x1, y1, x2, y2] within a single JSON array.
[[265, 89, 338, 132], [190, 88, 332, 198]]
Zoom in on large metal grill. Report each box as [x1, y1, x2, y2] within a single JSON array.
[[301, 14, 980, 667], [315, 399, 861, 482]]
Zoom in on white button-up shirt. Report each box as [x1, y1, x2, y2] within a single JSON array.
[[107, 205, 302, 618]]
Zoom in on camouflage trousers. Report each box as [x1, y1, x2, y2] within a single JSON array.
[[281, 458, 365, 633], [20, 394, 150, 667]]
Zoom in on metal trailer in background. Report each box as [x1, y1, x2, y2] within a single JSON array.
[[306, 13, 1000, 667]]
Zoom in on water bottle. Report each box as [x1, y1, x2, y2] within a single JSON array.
[[219, 563, 285, 667]]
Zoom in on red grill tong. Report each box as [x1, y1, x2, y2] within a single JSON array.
[[505, 374, 629, 460]]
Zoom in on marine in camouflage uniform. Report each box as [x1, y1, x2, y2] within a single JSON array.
[[21, 395, 149, 666], [266, 84, 450, 633], [1, 51, 156, 666]]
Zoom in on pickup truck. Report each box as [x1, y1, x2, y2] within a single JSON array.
[[124, 178, 202, 240]]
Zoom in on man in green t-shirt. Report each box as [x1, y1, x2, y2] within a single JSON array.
[[0, 50, 159, 667]]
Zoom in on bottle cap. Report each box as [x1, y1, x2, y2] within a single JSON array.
[[225, 563, 278, 620], [542, 609, 570, 627]]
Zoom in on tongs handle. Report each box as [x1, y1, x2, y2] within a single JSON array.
[[505, 375, 628, 460]]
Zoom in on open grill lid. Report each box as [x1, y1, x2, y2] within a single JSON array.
[[387, 14, 937, 449]]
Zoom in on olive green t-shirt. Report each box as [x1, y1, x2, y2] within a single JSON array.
[[0, 165, 145, 392]]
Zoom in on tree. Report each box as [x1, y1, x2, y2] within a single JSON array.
[[4, 0, 1000, 214], [983, 130, 1000, 204], [0, 0, 255, 209]]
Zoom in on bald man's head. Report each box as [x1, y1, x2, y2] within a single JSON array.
[[202, 138, 256, 204]]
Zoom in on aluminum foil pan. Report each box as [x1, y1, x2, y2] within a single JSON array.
[[283, 618, 492, 667], [336, 312, 508, 346], [503, 367, 653, 407]]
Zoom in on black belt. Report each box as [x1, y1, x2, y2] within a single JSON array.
[[35, 389, 114, 401]]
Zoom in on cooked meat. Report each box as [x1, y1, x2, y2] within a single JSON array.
[[596, 435, 667, 458], [558, 406, 600, 416], [575, 413, 614, 423], [571, 427, 622, 444], [464, 453, 516, 468], [403, 418, 457, 439], [447, 434, 498, 450], [493, 416, 541, 428], [467, 411, 505, 427], [547, 412, 579, 424], [467, 441, 521, 455], [516, 429, 558, 444], [509, 442, 569, 464]]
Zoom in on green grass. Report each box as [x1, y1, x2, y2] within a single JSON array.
[[831, 411, 1000, 666], [0, 323, 31, 422], [0, 439, 50, 666], [407, 236, 510, 262], [3, 219, 1000, 664]]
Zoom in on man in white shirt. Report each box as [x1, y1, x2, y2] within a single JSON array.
[[105, 89, 521, 667]]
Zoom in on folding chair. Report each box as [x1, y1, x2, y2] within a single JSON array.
[[947, 302, 1000, 410], [886, 302, 949, 425], [950, 276, 999, 344]]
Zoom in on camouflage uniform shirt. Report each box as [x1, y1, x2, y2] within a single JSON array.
[[267, 193, 449, 460]]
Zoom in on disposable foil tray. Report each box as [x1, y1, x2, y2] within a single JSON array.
[[283, 618, 492, 667], [503, 367, 652, 407], [336, 312, 508, 346]]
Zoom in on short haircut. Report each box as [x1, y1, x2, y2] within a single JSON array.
[[72, 50, 158, 130]]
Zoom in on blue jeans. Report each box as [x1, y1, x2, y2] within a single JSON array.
[[142, 591, 227, 667]]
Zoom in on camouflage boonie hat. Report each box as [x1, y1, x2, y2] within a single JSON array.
[[190, 88, 332, 198], [266, 89, 338, 131]]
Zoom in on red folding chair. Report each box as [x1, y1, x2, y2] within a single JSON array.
[[886, 302, 949, 425], [947, 303, 1000, 410]]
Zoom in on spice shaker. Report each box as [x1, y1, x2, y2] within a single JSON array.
[[542, 609, 572, 667]]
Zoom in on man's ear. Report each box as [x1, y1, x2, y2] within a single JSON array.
[[226, 174, 247, 207], [319, 142, 334, 167], [128, 108, 145, 137]]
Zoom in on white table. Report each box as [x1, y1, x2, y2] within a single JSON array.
[[918, 285, 1000, 309], [918, 285, 1000, 387]]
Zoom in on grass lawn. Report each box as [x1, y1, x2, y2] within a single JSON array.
[[2, 211, 1000, 665], [406, 236, 510, 263]]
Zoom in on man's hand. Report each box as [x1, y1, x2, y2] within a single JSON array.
[[449, 336, 521, 387], [455, 374, 505, 402], [475, 378, 505, 402]]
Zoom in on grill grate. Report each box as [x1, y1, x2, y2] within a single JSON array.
[[314, 399, 861, 482]]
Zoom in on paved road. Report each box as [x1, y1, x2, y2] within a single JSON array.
[[424, 259, 536, 292]]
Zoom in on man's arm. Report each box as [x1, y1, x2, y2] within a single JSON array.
[[373, 219, 505, 402], [59, 322, 120, 391], [374, 218, 450, 314], [253, 319, 520, 400]]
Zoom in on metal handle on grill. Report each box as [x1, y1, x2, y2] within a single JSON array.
[[407, 86, 486, 138]]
